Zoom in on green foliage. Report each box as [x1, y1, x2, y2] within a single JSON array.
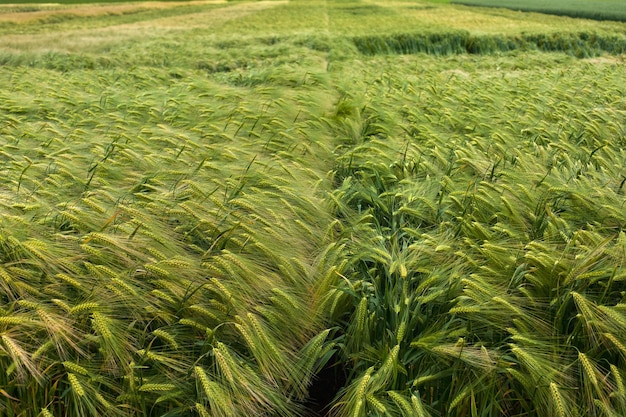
[[353, 31, 626, 57], [1, 1, 626, 416], [0, 39, 337, 415], [322, 54, 626, 416]]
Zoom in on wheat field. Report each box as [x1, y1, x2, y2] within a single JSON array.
[[1, 0, 626, 416]]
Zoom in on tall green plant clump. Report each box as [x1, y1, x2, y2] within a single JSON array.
[[323, 56, 626, 416], [353, 31, 626, 58]]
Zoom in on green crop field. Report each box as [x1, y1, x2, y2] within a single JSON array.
[[452, 0, 626, 22], [1, 0, 626, 416]]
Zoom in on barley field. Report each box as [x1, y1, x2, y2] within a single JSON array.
[[452, 0, 626, 22], [1, 1, 626, 416]]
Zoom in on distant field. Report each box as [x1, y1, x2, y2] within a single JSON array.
[[453, 0, 626, 22], [0, 0, 190, 3]]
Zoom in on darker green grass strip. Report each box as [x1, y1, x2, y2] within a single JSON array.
[[452, 0, 626, 22], [353, 31, 626, 58]]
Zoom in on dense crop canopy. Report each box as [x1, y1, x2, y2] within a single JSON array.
[[1, 1, 626, 416]]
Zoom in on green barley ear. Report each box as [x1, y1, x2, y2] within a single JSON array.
[[195, 403, 210, 417], [297, 328, 331, 376], [366, 394, 387, 414], [578, 352, 599, 391], [388, 391, 414, 415], [1, 334, 42, 383], [611, 364, 625, 398], [152, 329, 179, 350], [347, 297, 370, 351], [332, 367, 375, 417], [396, 321, 406, 343], [212, 342, 237, 384], [67, 373, 85, 397], [550, 382, 567, 417], [411, 392, 430, 417], [39, 409, 54, 417], [594, 398, 620, 417], [195, 366, 235, 416], [603, 333, 626, 357], [448, 385, 471, 414], [138, 383, 176, 393], [62, 361, 89, 376]]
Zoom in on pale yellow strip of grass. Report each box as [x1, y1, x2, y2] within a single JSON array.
[[0, 1, 226, 24], [366, 0, 626, 35], [0, 1, 286, 53], [124, 0, 287, 29], [583, 56, 625, 65]]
